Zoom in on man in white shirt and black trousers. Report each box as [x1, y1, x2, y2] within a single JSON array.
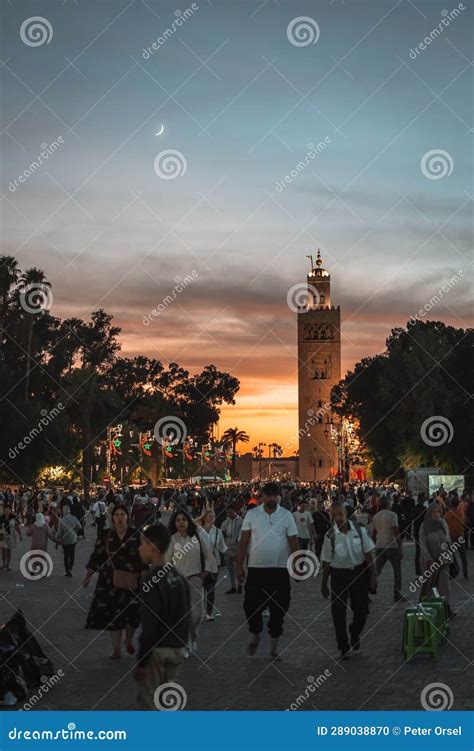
[[320, 501, 377, 659], [236, 482, 299, 660]]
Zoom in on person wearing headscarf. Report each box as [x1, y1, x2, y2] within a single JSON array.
[[25, 513, 56, 551], [418, 503, 453, 613]]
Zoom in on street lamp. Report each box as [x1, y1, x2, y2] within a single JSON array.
[[258, 442, 266, 480]]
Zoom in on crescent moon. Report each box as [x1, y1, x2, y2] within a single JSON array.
[[155, 124, 164, 135]]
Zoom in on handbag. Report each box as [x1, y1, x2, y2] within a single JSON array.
[[106, 532, 139, 590], [449, 555, 460, 579]]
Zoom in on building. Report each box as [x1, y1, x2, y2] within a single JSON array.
[[235, 453, 299, 482], [297, 250, 341, 481]]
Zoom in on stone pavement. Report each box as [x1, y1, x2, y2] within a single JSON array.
[[0, 519, 472, 712]]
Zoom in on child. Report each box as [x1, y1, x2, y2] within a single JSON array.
[[135, 523, 191, 709]]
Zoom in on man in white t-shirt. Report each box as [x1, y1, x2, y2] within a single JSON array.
[[320, 501, 377, 658], [236, 482, 298, 659], [372, 497, 403, 601], [293, 499, 315, 550]]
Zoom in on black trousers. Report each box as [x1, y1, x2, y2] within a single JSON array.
[[203, 574, 217, 615], [244, 568, 291, 638], [96, 516, 105, 538], [414, 537, 422, 576], [63, 543, 76, 572], [330, 564, 370, 651], [315, 536, 324, 559]]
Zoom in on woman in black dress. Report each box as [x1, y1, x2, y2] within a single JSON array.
[[82, 505, 142, 659]]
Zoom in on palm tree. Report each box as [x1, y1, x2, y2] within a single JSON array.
[[222, 426, 249, 478], [0, 255, 20, 360], [18, 267, 51, 401], [63, 368, 120, 501], [269, 442, 283, 458]]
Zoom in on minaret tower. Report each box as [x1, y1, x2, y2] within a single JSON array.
[[297, 250, 341, 482]]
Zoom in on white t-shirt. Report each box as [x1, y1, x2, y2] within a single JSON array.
[[242, 504, 298, 568], [321, 522, 374, 569], [293, 510, 313, 539], [373, 509, 399, 549]]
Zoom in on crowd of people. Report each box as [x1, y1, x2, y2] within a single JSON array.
[[0, 478, 472, 708]]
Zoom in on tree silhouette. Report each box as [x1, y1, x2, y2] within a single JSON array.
[[222, 427, 250, 477]]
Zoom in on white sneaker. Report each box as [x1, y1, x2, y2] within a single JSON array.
[[205, 614, 215, 621]]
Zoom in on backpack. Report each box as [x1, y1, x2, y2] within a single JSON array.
[[326, 520, 364, 551]]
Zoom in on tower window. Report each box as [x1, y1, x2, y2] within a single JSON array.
[[318, 459, 323, 467]]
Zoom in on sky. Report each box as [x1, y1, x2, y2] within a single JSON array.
[[1, 0, 472, 449]]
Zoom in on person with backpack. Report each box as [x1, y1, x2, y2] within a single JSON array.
[[320, 501, 377, 659]]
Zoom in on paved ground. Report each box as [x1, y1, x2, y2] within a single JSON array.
[[1, 517, 473, 712]]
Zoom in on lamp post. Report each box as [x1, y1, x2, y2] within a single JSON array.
[[258, 442, 266, 480]]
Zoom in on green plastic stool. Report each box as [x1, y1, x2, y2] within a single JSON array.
[[403, 607, 439, 660], [421, 596, 449, 641]]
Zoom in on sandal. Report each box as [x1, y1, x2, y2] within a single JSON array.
[[109, 651, 121, 659], [247, 636, 260, 656]]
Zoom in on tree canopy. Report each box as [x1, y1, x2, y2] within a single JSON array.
[[0, 255, 240, 493], [331, 320, 472, 479]]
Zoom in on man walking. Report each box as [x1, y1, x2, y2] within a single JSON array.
[[372, 497, 404, 601], [293, 499, 314, 550], [321, 502, 377, 659], [135, 523, 190, 710], [56, 505, 82, 576], [236, 482, 299, 659], [312, 498, 331, 558], [221, 506, 243, 593], [92, 495, 107, 538]]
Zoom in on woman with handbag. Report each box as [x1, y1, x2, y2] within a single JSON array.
[[418, 503, 454, 616], [83, 505, 142, 659], [197, 509, 227, 621], [167, 510, 216, 656]]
